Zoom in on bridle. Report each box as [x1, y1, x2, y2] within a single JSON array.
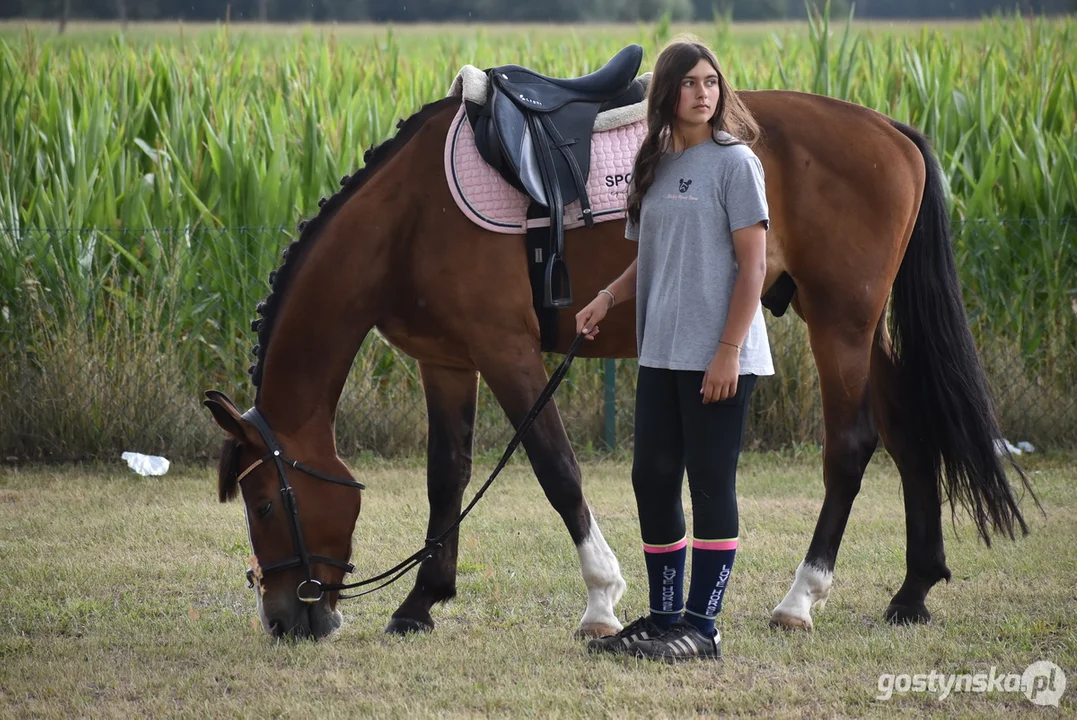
[[234, 333, 586, 605], [237, 407, 365, 603]]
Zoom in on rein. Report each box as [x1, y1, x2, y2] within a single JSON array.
[[238, 333, 588, 603]]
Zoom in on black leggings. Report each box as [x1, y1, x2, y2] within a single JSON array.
[[631, 366, 757, 545]]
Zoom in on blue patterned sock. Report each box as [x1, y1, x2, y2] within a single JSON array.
[[684, 538, 737, 636], [643, 537, 686, 629]]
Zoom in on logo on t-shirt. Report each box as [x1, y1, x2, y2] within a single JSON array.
[[666, 177, 698, 201]]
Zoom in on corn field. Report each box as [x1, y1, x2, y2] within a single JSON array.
[[1, 12, 1075, 460]]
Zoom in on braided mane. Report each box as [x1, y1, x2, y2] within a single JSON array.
[[248, 96, 458, 392]]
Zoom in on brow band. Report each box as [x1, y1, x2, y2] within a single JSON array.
[[237, 457, 265, 484]]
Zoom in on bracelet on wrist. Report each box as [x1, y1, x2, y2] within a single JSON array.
[[719, 340, 741, 351], [599, 288, 616, 308]]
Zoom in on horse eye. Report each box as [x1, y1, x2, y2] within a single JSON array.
[[256, 501, 273, 518]]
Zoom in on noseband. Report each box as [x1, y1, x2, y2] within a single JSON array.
[[237, 408, 365, 604], [235, 333, 586, 604]]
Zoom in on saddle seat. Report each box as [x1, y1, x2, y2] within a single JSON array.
[[492, 44, 645, 110], [469, 44, 645, 308]]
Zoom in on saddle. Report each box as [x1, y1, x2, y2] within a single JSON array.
[[466, 45, 645, 308]]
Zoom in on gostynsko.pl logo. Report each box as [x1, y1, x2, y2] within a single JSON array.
[[876, 661, 1066, 706]]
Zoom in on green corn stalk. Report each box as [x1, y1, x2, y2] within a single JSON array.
[[1, 17, 1074, 454]]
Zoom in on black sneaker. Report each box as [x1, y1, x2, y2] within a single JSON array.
[[586, 616, 667, 655], [629, 620, 721, 662]]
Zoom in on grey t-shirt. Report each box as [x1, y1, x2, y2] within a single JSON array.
[[626, 134, 774, 375]]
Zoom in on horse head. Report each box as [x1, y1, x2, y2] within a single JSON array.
[[204, 390, 362, 640]]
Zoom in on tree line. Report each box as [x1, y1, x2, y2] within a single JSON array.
[[2, 0, 1073, 25]]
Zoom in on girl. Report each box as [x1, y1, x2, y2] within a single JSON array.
[[576, 39, 773, 662]]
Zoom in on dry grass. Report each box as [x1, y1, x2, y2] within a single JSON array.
[[1, 452, 1073, 717]]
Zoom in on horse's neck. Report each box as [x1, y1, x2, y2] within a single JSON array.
[[257, 220, 380, 439], [255, 102, 452, 437]]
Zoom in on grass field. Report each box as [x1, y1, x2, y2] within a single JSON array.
[[1, 451, 1073, 717]]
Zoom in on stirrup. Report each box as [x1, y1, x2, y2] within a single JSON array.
[[543, 254, 573, 308]]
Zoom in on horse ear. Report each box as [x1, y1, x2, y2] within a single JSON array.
[[204, 390, 241, 414], [203, 391, 259, 446]]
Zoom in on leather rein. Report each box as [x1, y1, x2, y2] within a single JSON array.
[[236, 333, 587, 604]]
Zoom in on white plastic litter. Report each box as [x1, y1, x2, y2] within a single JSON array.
[[121, 451, 170, 476], [993, 439, 1035, 457]]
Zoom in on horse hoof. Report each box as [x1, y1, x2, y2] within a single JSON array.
[[769, 611, 813, 632], [574, 622, 620, 639], [384, 617, 434, 635], [884, 603, 931, 625]]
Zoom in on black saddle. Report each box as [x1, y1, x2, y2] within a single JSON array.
[[468, 45, 645, 309]]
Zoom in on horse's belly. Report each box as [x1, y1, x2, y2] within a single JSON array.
[[375, 319, 474, 371]]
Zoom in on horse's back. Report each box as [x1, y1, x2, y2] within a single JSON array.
[[741, 90, 927, 315], [393, 91, 931, 359]]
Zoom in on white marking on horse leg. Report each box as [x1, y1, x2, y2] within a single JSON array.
[[574, 510, 626, 638], [770, 560, 833, 631]]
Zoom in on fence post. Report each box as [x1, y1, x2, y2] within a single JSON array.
[[603, 358, 616, 450]]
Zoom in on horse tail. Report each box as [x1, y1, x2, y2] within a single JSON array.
[[888, 120, 1035, 546]]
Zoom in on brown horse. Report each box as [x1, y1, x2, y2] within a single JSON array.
[[204, 88, 1032, 640]]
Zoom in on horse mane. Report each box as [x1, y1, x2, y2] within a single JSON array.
[[248, 95, 459, 391], [218, 438, 241, 503]]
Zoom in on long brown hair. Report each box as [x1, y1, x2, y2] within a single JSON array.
[[626, 39, 760, 225]]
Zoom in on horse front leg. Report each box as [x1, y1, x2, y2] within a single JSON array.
[[475, 339, 625, 638], [386, 362, 478, 635]]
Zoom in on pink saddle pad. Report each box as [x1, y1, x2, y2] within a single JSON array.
[[444, 104, 645, 235]]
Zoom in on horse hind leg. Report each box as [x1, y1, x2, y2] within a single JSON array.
[[474, 339, 625, 638], [386, 362, 479, 635], [771, 317, 878, 631], [870, 324, 952, 624]]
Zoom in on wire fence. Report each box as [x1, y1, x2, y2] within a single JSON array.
[[2, 218, 1074, 461]]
